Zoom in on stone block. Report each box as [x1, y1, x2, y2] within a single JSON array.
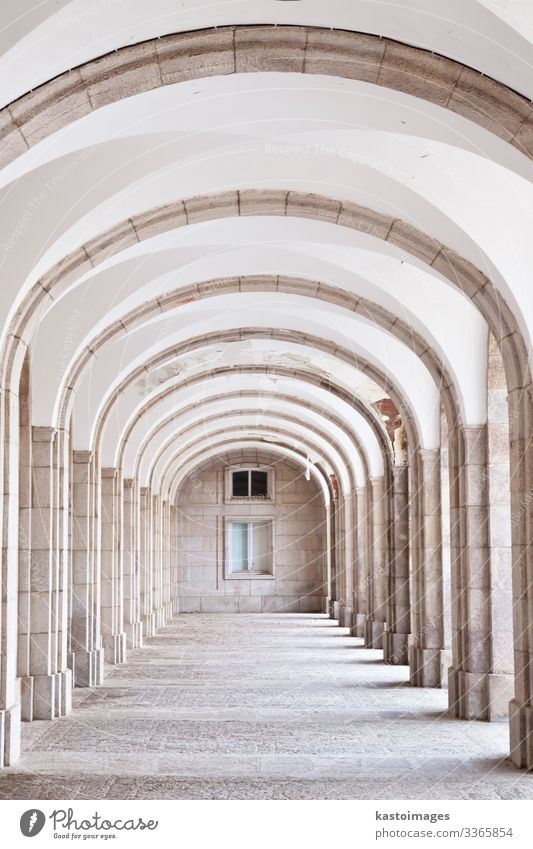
[[79, 42, 161, 108], [448, 68, 530, 141], [11, 71, 92, 145], [431, 248, 486, 298], [239, 189, 287, 216], [337, 203, 393, 240], [304, 30, 384, 82], [387, 219, 441, 263], [184, 191, 239, 224], [201, 596, 238, 613], [235, 26, 307, 73], [378, 42, 462, 107], [238, 597, 262, 613], [0, 111, 28, 169], [84, 221, 138, 264], [132, 202, 187, 242], [156, 29, 235, 85]]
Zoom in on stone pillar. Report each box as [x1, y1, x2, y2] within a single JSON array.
[[170, 505, 180, 614], [364, 477, 387, 648], [353, 487, 367, 637], [508, 384, 533, 767], [162, 500, 173, 620], [0, 367, 26, 763], [325, 503, 335, 617], [338, 491, 356, 630], [449, 425, 514, 719], [70, 451, 104, 686], [100, 468, 126, 664], [18, 355, 33, 722], [123, 479, 143, 648], [24, 427, 72, 720], [384, 465, 410, 665], [140, 487, 156, 636], [409, 449, 444, 688]]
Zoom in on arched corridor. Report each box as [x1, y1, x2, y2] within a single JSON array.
[[0, 0, 533, 801]]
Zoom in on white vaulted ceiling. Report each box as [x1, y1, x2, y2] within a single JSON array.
[[1, 1, 532, 495]]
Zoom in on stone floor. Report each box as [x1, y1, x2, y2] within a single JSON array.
[[0, 613, 531, 799]]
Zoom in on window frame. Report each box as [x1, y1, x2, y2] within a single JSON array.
[[224, 464, 275, 504], [224, 517, 275, 580]]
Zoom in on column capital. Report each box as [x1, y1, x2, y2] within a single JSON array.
[[73, 449, 94, 464]]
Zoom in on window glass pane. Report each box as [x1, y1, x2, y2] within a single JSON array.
[[230, 522, 249, 571], [251, 470, 268, 497], [251, 521, 272, 573], [232, 470, 249, 497]]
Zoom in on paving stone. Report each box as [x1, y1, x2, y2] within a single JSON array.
[[0, 614, 529, 800]]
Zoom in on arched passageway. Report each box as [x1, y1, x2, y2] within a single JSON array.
[[0, 0, 533, 796]]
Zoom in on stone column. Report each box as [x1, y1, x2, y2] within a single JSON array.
[[100, 468, 126, 664], [24, 427, 72, 720], [70, 451, 104, 686], [353, 487, 368, 637], [152, 495, 164, 629], [449, 425, 514, 719], [333, 495, 346, 624], [325, 502, 335, 617], [162, 500, 173, 620], [340, 491, 356, 630], [140, 487, 156, 636], [384, 464, 410, 665], [508, 384, 533, 767], [364, 477, 387, 648], [409, 449, 444, 688], [18, 355, 33, 722], [122, 478, 143, 649], [1, 367, 26, 762], [170, 505, 180, 614]]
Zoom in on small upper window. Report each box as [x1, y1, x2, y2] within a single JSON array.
[[231, 469, 269, 498]]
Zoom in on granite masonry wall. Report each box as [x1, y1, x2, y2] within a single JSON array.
[[175, 459, 327, 613]]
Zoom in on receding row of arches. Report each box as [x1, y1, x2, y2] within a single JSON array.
[[0, 11, 532, 776]]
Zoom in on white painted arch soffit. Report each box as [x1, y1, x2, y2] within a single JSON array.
[[31, 218, 488, 429], [96, 341, 388, 474], [1, 1, 532, 104], [136, 393, 370, 489], [169, 436, 332, 507], [133, 400, 364, 491], [116, 371, 387, 481], [154, 418, 350, 498], [67, 297, 440, 450], [3, 86, 532, 341]]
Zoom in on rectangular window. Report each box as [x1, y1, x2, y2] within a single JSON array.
[[228, 520, 273, 575], [231, 469, 269, 498]]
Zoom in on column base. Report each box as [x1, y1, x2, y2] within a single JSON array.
[[154, 606, 167, 629], [163, 601, 174, 621], [332, 601, 341, 622], [172, 597, 180, 615], [449, 668, 514, 721], [20, 676, 34, 722], [72, 649, 105, 687], [103, 632, 127, 665], [339, 605, 353, 630], [142, 612, 157, 638], [0, 697, 22, 766], [409, 647, 443, 688], [383, 631, 409, 666], [352, 612, 366, 638], [326, 599, 335, 618], [125, 621, 143, 649], [363, 618, 385, 649], [32, 670, 72, 720], [509, 698, 533, 769]]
